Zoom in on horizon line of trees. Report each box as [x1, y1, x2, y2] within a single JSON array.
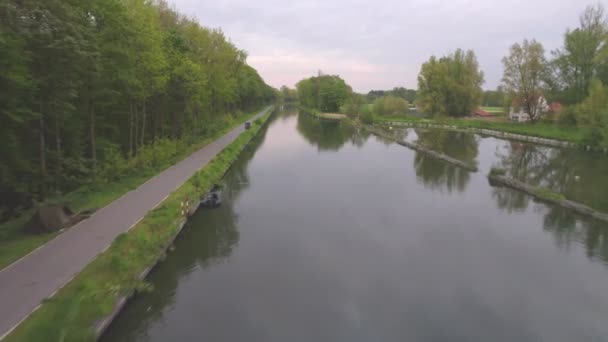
[[367, 87, 417, 104], [0, 0, 275, 220], [413, 4, 608, 148]]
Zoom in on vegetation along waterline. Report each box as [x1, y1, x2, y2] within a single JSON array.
[[375, 115, 587, 146], [378, 119, 576, 148], [2, 110, 273, 342], [0, 107, 269, 271]]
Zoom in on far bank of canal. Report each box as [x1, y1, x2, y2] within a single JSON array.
[[103, 108, 608, 342]]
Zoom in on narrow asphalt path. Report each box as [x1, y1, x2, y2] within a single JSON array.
[[0, 107, 271, 339]]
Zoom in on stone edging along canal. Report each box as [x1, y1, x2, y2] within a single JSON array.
[[362, 125, 479, 172], [366, 121, 608, 222], [380, 121, 576, 149], [94, 109, 275, 339], [489, 174, 608, 223]]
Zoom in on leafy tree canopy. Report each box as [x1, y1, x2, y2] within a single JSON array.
[[296, 74, 351, 112], [417, 49, 484, 117]]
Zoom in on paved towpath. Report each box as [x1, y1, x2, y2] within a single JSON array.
[[0, 107, 271, 339]]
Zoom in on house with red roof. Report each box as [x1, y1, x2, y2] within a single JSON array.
[[473, 108, 492, 117], [549, 102, 563, 114]]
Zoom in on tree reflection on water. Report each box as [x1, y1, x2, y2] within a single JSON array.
[[493, 141, 608, 212], [296, 112, 369, 151], [413, 129, 479, 193], [101, 119, 266, 342], [491, 141, 608, 265]]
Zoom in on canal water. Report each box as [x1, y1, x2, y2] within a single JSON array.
[[103, 109, 608, 342]]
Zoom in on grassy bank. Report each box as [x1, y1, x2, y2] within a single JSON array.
[[489, 167, 565, 201], [0, 107, 269, 271], [3, 110, 273, 342], [488, 168, 608, 222], [362, 124, 478, 172], [376, 115, 588, 144]]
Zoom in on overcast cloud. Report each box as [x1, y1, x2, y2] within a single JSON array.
[[171, 0, 606, 92]]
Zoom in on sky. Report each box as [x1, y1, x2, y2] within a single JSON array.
[[170, 0, 606, 93]]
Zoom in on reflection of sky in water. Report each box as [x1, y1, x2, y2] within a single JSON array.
[[254, 112, 307, 158]]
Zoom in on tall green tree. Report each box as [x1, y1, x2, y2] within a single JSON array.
[[372, 96, 409, 116], [0, 0, 275, 221], [296, 74, 351, 112], [551, 4, 608, 104], [417, 49, 484, 117], [481, 87, 506, 107], [570, 80, 608, 148], [279, 86, 298, 102], [502, 39, 549, 121]]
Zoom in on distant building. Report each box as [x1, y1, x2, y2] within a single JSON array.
[[473, 108, 492, 117], [509, 95, 549, 122], [549, 102, 563, 114]]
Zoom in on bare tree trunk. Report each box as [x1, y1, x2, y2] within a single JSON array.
[[90, 104, 96, 167], [39, 108, 47, 196], [134, 101, 139, 154], [141, 99, 146, 147], [55, 112, 62, 176], [150, 101, 158, 143], [129, 101, 134, 157], [159, 96, 165, 139], [192, 107, 197, 136], [171, 109, 178, 138]]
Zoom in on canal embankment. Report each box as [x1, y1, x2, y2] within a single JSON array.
[[488, 169, 608, 223], [379, 121, 577, 149], [2, 109, 275, 342], [363, 125, 479, 172]]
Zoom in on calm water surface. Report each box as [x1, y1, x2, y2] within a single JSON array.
[[103, 110, 608, 342]]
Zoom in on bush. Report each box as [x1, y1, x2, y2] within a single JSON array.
[[361, 106, 375, 124], [557, 106, 577, 126], [572, 80, 608, 148], [372, 95, 409, 116], [582, 127, 604, 148], [99, 145, 129, 181], [342, 94, 365, 117], [534, 187, 565, 201], [489, 167, 506, 177]]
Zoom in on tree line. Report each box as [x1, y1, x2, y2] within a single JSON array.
[[414, 4, 608, 148], [0, 0, 274, 220], [367, 87, 417, 103]]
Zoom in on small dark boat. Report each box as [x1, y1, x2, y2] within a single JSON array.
[[201, 184, 222, 208]]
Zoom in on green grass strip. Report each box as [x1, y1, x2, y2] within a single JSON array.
[[376, 115, 588, 145], [532, 187, 566, 202], [3, 110, 273, 342]]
